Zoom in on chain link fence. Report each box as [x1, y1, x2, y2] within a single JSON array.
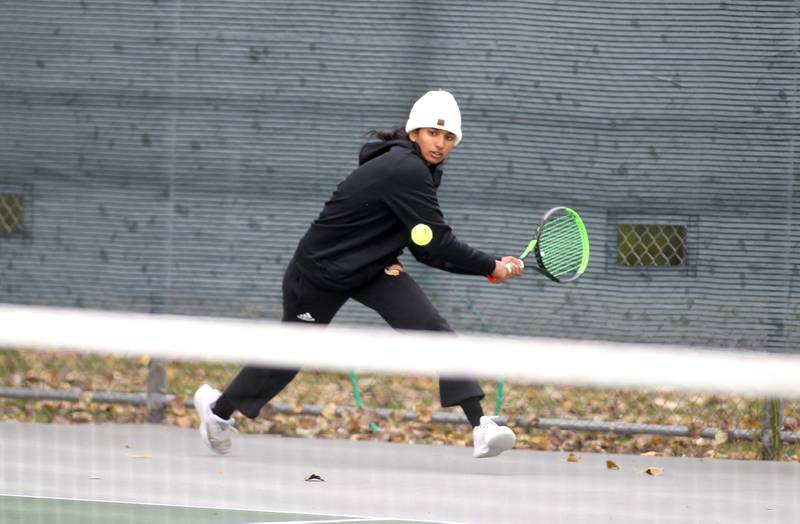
[[1, 351, 797, 460], [617, 224, 689, 267], [0, 193, 24, 236], [516, 384, 798, 458], [2, 204, 794, 458], [1, 0, 797, 465]]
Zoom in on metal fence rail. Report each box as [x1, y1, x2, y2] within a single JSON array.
[[2, 364, 796, 459]]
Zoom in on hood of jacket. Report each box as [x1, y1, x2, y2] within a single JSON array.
[[358, 138, 444, 187]]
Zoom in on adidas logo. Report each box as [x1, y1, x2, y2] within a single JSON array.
[[296, 312, 316, 322]]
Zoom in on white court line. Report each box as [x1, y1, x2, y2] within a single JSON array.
[[0, 493, 365, 520], [246, 520, 452, 524], [0, 493, 456, 524], [245, 520, 371, 523]]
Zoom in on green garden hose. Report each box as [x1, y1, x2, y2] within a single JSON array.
[[350, 370, 380, 433]]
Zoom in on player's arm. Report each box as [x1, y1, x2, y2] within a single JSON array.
[[383, 167, 520, 278]]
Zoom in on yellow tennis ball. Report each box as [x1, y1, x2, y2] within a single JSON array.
[[410, 223, 433, 246]]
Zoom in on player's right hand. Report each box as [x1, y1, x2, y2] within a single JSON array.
[[489, 256, 524, 283]]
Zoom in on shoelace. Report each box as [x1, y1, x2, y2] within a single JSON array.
[[208, 420, 237, 439], [212, 420, 237, 433]]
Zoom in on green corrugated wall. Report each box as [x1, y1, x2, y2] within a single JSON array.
[[0, 1, 797, 351]]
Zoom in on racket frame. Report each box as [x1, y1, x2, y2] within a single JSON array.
[[522, 206, 590, 283]]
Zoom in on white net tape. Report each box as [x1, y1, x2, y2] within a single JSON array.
[[1, 304, 799, 399]]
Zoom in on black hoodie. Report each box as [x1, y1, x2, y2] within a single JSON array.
[[292, 139, 497, 291]]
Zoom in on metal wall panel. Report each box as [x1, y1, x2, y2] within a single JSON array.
[[0, 1, 797, 352]]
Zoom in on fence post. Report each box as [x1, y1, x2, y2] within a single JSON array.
[[760, 398, 783, 460], [761, 316, 785, 460], [147, 358, 167, 423]]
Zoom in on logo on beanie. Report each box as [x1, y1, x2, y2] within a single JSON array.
[[437, 118, 445, 126]]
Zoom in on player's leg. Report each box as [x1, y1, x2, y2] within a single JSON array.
[[351, 268, 515, 457], [195, 261, 347, 454], [215, 263, 347, 418], [351, 269, 484, 408]]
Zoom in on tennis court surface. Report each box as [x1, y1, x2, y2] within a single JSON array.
[[1, 422, 797, 523]]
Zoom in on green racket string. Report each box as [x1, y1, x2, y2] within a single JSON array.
[[539, 216, 586, 277], [541, 242, 584, 276]]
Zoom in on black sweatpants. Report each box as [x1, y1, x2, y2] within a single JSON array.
[[222, 260, 485, 419]]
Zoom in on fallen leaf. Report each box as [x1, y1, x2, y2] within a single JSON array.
[[417, 407, 433, 423], [320, 403, 337, 420], [640, 451, 659, 457], [606, 460, 620, 470], [642, 467, 663, 476], [70, 411, 93, 423], [170, 395, 187, 414], [25, 374, 43, 384], [78, 392, 94, 404], [713, 431, 728, 446], [174, 415, 193, 428], [567, 453, 581, 463], [529, 435, 550, 448], [296, 427, 318, 438], [304, 473, 325, 482]]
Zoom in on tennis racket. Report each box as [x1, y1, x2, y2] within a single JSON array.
[[489, 206, 590, 283]]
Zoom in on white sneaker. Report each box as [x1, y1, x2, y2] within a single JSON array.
[[194, 384, 236, 455], [473, 416, 516, 458]]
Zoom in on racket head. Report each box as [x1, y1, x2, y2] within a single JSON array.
[[530, 206, 590, 283]]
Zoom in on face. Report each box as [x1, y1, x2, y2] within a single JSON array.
[[409, 128, 457, 165]]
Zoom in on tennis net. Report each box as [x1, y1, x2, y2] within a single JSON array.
[[1, 304, 799, 523]]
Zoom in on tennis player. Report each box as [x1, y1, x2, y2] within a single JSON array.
[[195, 90, 523, 458]]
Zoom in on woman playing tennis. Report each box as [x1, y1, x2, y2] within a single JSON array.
[[195, 90, 523, 458]]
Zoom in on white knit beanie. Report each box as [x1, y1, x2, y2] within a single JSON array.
[[405, 90, 463, 145]]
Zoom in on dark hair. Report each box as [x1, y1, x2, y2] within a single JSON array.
[[365, 124, 408, 142]]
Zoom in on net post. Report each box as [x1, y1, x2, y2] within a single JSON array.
[[147, 357, 167, 423], [760, 398, 784, 460]]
